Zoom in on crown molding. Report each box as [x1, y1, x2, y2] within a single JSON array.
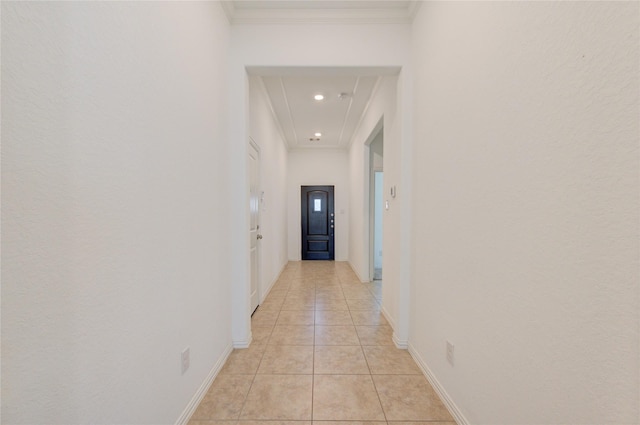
[[221, 1, 420, 25], [288, 146, 349, 153], [220, 1, 236, 22]]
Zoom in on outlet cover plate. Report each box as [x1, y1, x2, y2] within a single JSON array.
[[181, 347, 190, 374]]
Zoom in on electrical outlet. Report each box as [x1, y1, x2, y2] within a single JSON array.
[[181, 347, 190, 374], [446, 341, 454, 366]]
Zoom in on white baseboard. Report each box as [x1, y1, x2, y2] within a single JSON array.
[[347, 260, 369, 283], [233, 332, 252, 349], [260, 261, 288, 304], [392, 332, 408, 349], [175, 343, 233, 425], [408, 343, 469, 425], [381, 305, 395, 330], [379, 305, 406, 349]]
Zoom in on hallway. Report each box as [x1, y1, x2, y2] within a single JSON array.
[[190, 261, 455, 423]]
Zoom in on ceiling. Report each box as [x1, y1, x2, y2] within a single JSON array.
[[222, 1, 421, 24], [258, 74, 379, 150], [250, 67, 399, 150], [232, 1, 413, 151]]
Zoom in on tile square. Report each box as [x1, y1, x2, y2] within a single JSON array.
[[191, 375, 253, 420], [338, 276, 362, 284], [387, 423, 456, 425], [277, 310, 315, 325], [269, 325, 315, 345], [240, 374, 313, 420], [315, 310, 353, 325], [362, 346, 422, 374], [316, 288, 344, 297], [315, 325, 360, 346], [258, 345, 313, 374], [342, 286, 375, 299], [259, 296, 284, 311], [251, 309, 279, 327], [271, 282, 292, 291], [346, 298, 380, 310], [241, 422, 311, 425], [286, 289, 316, 299], [265, 288, 288, 299], [289, 280, 317, 290], [313, 375, 385, 420], [315, 293, 345, 302], [312, 422, 385, 425], [350, 310, 388, 326], [372, 375, 455, 421], [250, 326, 273, 345], [355, 325, 394, 345], [314, 345, 370, 374], [315, 298, 349, 311], [221, 345, 266, 375], [281, 298, 315, 311]]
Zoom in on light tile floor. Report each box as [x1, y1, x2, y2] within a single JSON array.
[[190, 261, 456, 424]]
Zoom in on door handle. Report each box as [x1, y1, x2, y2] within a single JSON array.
[[257, 234, 263, 240]]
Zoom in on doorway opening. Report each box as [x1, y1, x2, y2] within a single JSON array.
[[301, 185, 335, 260], [373, 171, 383, 280], [249, 139, 261, 316], [369, 128, 383, 281]]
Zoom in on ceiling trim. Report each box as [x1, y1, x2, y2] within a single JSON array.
[[254, 77, 291, 150], [279, 78, 299, 147], [220, 1, 235, 21], [288, 146, 349, 153], [347, 75, 384, 149], [247, 66, 401, 77], [337, 77, 359, 146], [407, 0, 423, 20], [221, 1, 421, 25]]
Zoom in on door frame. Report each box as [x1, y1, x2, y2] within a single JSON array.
[[301, 185, 335, 260], [233, 66, 412, 350], [365, 119, 384, 281], [248, 138, 261, 315]]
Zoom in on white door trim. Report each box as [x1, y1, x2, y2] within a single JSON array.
[[248, 138, 261, 316]]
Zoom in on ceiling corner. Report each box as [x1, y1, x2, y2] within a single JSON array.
[[407, 0, 422, 21], [220, 1, 236, 23]]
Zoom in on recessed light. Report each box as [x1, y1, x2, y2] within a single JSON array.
[[314, 132, 322, 137], [314, 94, 324, 101]]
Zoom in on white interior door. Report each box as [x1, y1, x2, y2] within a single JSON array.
[[249, 140, 261, 314]]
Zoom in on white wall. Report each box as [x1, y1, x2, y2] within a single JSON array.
[[287, 150, 350, 261], [409, 2, 639, 424], [348, 75, 407, 339], [249, 77, 289, 298], [1, 2, 232, 423]]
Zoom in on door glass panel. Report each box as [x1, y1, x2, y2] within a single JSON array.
[[314, 199, 322, 212]]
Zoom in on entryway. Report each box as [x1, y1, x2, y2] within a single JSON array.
[[369, 125, 384, 282], [301, 185, 335, 260]]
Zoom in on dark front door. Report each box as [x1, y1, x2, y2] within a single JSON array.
[[301, 186, 335, 260]]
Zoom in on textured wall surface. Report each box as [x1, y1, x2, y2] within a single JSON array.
[[2, 2, 232, 423], [410, 2, 639, 424]]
